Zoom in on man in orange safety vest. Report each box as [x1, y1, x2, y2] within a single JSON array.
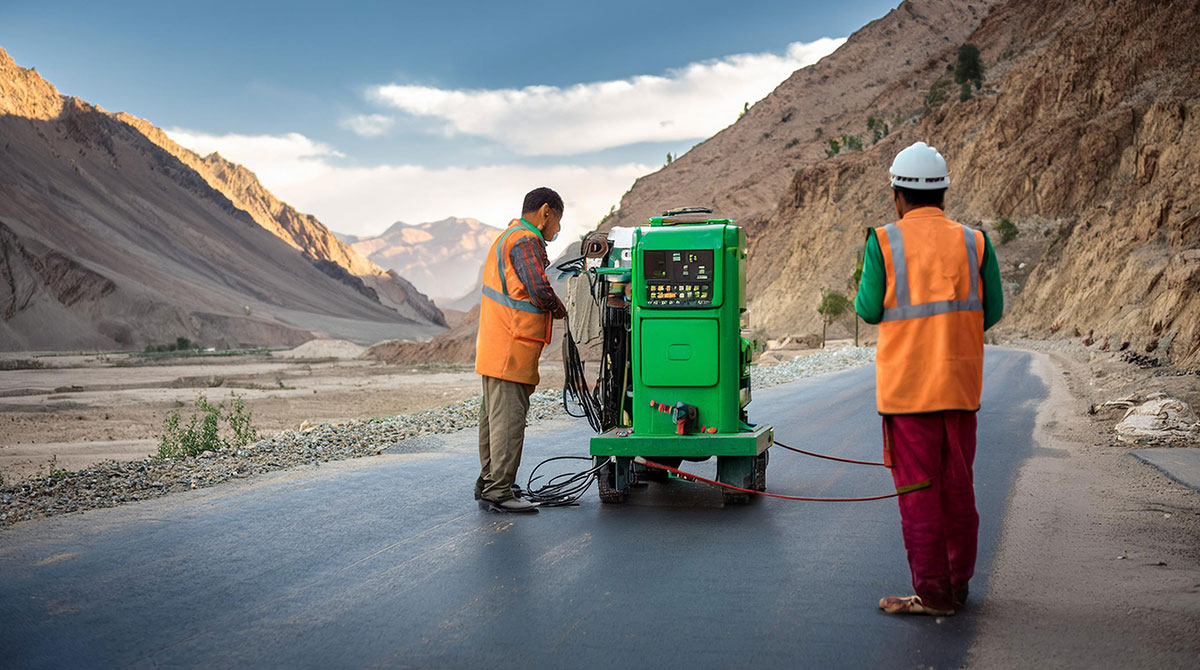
[[474, 187, 567, 514], [855, 142, 1004, 616]]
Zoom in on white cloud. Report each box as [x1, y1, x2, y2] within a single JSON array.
[[370, 37, 845, 155], [165, 129, 651, 257], [339, 113, 394, 137], [166, 129, 341, 187]]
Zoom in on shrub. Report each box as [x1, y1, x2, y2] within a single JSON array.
[[926, 78, 953, 108], [826, 138, 841, 157], [784, 138, 800, 149], [959, 82, 972, 101], [867, 115, 890, 143], [994, 218, 1019, 245], [157, 393, 258, 459]]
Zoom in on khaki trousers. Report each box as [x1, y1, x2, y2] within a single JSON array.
[[477, 375, 535, 502]]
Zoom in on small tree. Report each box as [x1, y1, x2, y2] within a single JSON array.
[[739, 102, 749, 119], [955, 44, 985, 90], [817, 290, 851, 348], [665, 152, 673, 166]]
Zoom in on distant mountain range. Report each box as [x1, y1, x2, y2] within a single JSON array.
[[341, 217, 499, 305], [0, 48, 445, 351]]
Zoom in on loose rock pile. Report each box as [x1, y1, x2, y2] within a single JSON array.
[[1, 349, 872, 527]]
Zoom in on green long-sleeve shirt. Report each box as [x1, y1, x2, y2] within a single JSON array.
[[854, 225, 1004, 330]]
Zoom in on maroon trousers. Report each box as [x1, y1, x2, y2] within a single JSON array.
[[883, 411, 979, 610]]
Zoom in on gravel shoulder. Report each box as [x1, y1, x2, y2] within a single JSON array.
[[0, 347, 876, 528], [969, 348, 1200, 668]]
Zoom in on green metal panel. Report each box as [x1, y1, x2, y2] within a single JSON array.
[[591, 423, 774, 457], [640, 318, 718, 387]]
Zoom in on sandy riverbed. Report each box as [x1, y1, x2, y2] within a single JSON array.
[[0, 349, 562, 482]]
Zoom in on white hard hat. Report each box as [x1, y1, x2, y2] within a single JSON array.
[[889, 141, 949, 190]]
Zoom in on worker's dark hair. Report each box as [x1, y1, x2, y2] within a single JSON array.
[[894, 186, 946, 208], [522, 187, 564, 215]]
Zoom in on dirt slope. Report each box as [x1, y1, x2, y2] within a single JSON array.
[[0, 48, 445, 350]]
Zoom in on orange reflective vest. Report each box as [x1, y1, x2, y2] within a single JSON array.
[[475, 219, 552, 385], [874, 207, 985, 414]]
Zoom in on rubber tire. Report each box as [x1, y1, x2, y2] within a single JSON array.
[[754, 450, 769, 492], [596, 458, 627, 504]]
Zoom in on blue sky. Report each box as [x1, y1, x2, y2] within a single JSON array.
[[2, 0, 898, 252]]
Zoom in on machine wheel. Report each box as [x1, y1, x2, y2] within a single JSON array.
[[596, 457, 627, 504], [717, 455, 755, 504], [754, 450, 769, 492]]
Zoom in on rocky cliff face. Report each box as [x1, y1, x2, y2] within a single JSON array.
[[349, 217, 501, 304], [595, 0, 1200, 369], [750, 0, 1200, 368], [599, 0, 1001, 232], [0, 48, 445, 350]]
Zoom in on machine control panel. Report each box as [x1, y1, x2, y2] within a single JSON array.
[[644, 249, 714, 307]]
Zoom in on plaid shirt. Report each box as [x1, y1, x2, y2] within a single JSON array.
[[510, 236, 566, 318]]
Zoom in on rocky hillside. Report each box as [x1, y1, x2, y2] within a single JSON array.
[[0, 48, 445, 351], [346, 217, 500, 304], [600, 0, 1001, 232], [114, 114, 444, 327], [600, 0, 1200, 369]]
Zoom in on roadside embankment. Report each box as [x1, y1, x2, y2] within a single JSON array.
[[0, 346, 875, 527]]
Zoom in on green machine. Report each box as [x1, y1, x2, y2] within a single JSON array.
[[577, 207, 773, 504]]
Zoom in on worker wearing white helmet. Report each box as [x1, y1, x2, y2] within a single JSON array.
[[855, 141, 1004, 616]]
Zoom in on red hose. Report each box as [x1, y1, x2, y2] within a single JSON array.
[[633, 457, 926, 502], [772, 440, 887, 467]]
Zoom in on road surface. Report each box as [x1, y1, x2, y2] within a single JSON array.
[[0, 348, 1043, 668]]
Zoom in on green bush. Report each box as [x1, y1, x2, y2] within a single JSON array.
[[926, 78, 953, 108], [959, 82, 972, 101], [157, 393, 258, 459], [867, 115, 890, 143], [994, 218, 1019, 245], [825, 134, 863, 158]]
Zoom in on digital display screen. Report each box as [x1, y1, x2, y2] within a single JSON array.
[[643, 249, 714, 308]]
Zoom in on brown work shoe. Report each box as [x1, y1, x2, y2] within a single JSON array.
[[878, 595, 954, 616]]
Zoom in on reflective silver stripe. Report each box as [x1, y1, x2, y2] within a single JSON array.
[[881, 223, 982, 323], [494, 226, 521, 298], [882, 298, 983, 321], [962, 225, 979, 301], [486, 225, 544, 314], [482, 285, 544, 314], [883, 223, 910, 308]]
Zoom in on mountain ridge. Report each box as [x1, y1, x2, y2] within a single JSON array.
[[0, 47, 445, 350]]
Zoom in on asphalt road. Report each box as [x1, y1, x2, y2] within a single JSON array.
[[0, 347, 1044, 669]]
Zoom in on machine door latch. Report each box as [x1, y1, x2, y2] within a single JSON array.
[[671, 402, 698, 435]]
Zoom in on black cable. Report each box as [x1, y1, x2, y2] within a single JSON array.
[[524, 455, 607, 507]]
